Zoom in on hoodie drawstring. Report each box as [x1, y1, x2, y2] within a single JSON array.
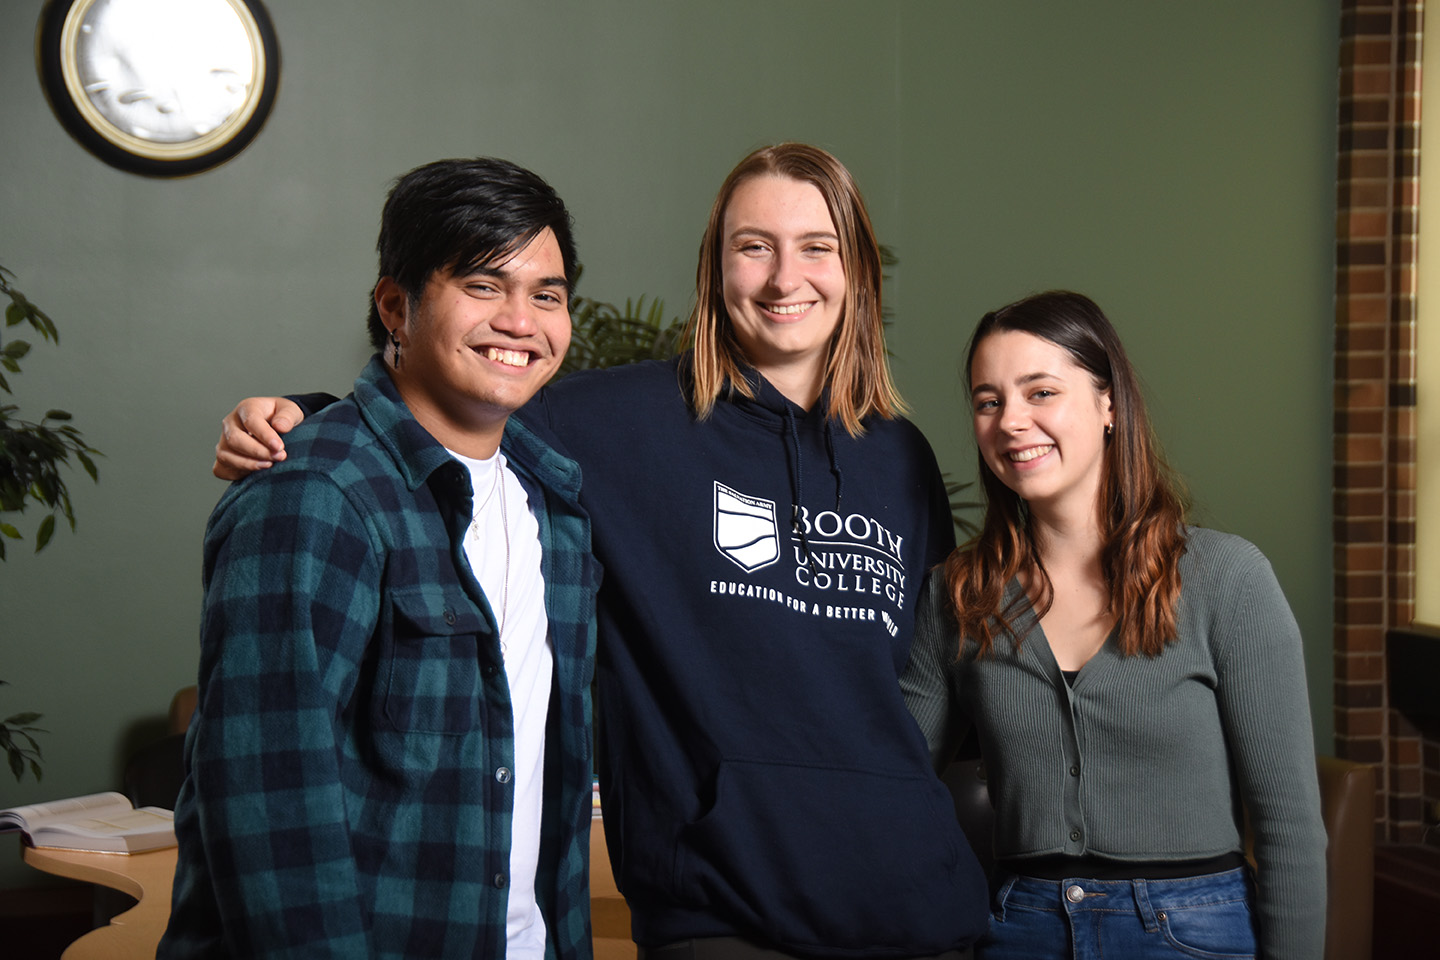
[[786, 408, 847, 574], [784, 407, 819, 575], [823, 419, 843, 511]]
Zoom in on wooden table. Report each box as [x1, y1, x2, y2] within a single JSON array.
[[22, 825, 635, 960], [23, 844, 177, 959]]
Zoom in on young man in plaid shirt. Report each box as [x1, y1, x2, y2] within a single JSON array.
[[160, 158, 600, 959]]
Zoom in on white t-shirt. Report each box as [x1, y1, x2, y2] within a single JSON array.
[[451, 448, 553, 960]]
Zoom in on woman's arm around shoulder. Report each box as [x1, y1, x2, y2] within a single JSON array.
[[212, 393, 339, 479]]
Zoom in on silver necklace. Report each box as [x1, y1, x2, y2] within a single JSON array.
[[470, 461, 510, 638]]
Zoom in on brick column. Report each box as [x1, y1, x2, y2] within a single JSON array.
[[1334, 0, 1426, 843]]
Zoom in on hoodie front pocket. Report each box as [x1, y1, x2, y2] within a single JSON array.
[[674, 757, 971, 951]]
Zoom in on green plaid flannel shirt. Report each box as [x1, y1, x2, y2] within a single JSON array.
[[161, 357, 599, 959]]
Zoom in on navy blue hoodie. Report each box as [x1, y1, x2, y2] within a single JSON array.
[[528, 357, 989, 958]]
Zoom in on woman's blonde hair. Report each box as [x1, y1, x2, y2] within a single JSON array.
[[684, 143, 903, 436]]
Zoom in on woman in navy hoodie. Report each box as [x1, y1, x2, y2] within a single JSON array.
[[212, 144, 991, 960]]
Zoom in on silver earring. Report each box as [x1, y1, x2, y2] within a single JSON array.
[[1105, 422, 1114, 436]]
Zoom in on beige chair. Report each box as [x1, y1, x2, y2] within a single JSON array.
[[169, 685, 197, 736], [120, 686, 198, 811], [1315, 756, 1375, 960]]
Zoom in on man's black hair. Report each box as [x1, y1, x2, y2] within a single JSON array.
[[365, 157, 578, 349]]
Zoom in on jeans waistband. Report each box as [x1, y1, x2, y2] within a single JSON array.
[[994, 867, 1254, 931]]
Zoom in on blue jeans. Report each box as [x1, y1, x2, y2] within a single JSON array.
[[977, 868, 1258, 960]]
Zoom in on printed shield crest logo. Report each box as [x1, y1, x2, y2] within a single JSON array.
[[714, 481, 780, 572]]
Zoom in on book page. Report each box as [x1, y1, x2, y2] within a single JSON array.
[[51, 807, 173, 839], [0, 791, 131, 829]]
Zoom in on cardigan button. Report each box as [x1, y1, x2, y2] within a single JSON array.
[[1069, 764, 1080, 777], [1070, 830, 1081, 842]]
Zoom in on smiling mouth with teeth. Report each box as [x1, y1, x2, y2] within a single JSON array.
[[764, 302, 813, 316], [484, 347, 531, 367], [1009, 445, 1054, 463]]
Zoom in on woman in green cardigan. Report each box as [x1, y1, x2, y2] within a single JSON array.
[[901, 290, 1326, 960]]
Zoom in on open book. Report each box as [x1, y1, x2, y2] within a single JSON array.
[[0, 791, 175, 854]]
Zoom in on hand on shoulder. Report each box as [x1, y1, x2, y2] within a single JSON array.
[[213, 396, 306, 480]]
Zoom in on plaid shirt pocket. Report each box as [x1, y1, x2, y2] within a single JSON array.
[[382, 585, 490, 735]]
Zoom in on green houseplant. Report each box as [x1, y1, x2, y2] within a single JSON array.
[[1, 263, 102, 781], [560, 282, 688, 379], [0, 680, 45, 783], [1, 264, 100, 556]]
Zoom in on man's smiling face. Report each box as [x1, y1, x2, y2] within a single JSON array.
[[378, 227, 570, 457]]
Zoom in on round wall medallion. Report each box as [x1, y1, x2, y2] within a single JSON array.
[[36, 0, 280, 177]]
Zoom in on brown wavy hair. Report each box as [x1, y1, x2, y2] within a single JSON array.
[[945, 291, 1188, 657], [684, 143, 903, 437]]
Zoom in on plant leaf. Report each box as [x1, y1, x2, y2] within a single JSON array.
[[34, 514, 55, 551], [14, 730, 45, 751]]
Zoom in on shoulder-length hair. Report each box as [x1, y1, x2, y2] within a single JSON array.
[[945, 291, 1188, 658], [684, 143, 903, 437]]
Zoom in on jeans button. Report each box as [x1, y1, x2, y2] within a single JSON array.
[[1066, 884, 1085, 903]]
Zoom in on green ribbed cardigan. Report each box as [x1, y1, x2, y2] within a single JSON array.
[[901, 527, 1326, 960]]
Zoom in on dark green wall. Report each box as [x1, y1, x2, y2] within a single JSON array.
[[0, 1, 1337, 889], [890, 2, 1337, 762]]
